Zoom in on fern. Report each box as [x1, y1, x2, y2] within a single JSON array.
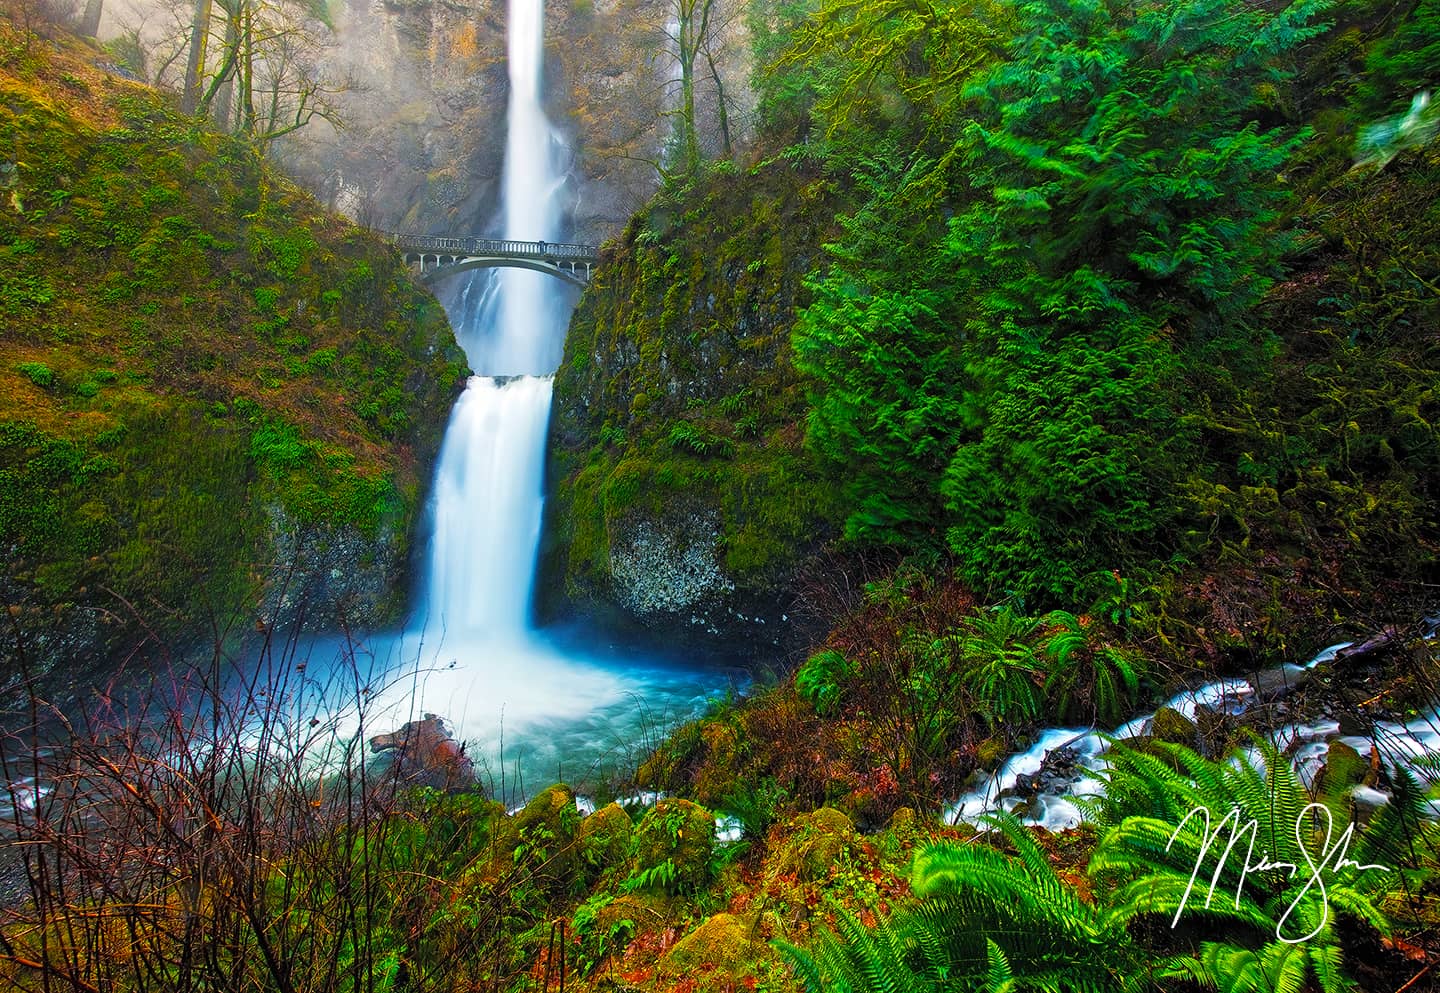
[[782, 812, 1139, 993], [1039, 611, 1145, 725], [960, 606, 1045, 726], [1087, 738, 1411, 993]]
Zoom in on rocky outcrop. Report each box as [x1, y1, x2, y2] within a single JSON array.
[[258, 505, 409, 632], [274, 0, 753, 244], [540, 163, 843, 659]]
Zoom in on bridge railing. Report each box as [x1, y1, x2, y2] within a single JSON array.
[[386, 232, 600, 263]]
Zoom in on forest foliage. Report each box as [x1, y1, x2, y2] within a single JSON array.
[[0, 24, 465, 674], [547, 0, 1440, 986]]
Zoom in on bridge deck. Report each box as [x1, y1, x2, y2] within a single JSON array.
[[388, 232, 600, 263]]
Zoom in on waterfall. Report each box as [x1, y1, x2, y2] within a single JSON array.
[[367, 0, 634, 763], [420, 0, 569, 640], [292, 0, 732, 800]]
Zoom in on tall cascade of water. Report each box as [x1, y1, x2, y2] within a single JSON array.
[[306, 0, 729, 798], [420, 0, 569, 643], [358, 0, 629, 776]]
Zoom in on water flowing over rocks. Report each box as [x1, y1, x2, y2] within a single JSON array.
[[951, 618, 1440, 832]]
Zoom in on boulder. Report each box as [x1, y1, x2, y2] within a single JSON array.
[[768, 807, 857, 884], [632, 799, 715, 894], [1248, 663, 1312, 701], [1150, 707, 1200, 748], [513, 784, 582, 891], [368, 714, 475, 790], [1316, 740, 1373, 804], [659, 913, 760, 977], [579, 801, 633, 873]]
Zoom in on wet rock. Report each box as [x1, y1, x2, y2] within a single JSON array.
[[1010, 745, 1081, 800], [1150, 706, 1200, 748], [1248, 663, 1312, 701], [369, 713, 476, 790], [609, 513, 735, 620]]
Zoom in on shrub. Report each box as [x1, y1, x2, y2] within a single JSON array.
[[15, 361, 54, 388]]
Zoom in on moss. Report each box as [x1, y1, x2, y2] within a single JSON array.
[[1150, 706, 1200, 748], [579, 802, 633, 874], [0, 30, 464, 675], [631, 798, 715, 894], [658, 912, 761, 977], [543, 161, 843, 631], [766, 807, 857, 884], [512, 784, 583, 893], [1317, 740, 1372, 803]]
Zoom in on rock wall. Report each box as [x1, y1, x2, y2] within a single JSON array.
[[540, 162, 842, 659], [272, 0, 751, 244]]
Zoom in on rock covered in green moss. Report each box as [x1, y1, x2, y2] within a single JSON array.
[[541, 162, 844, 658], [632, 798, 715, 893], [513, 784, 583, 892], [767, 807, 857, 884], [1317, 739, 1372, 803], [579, 801, 633, 873], [1150, 706, 1200, 748], [659, 912, 761, 977]]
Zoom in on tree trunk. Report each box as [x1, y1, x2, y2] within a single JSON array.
[[79, 0, 102, 38], [181, 0, 214, 115], [704, 41, 731, 158], [212, 10, 240, 131]]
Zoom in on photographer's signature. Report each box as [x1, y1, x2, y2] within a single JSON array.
[[1166, 803, 1388, 943]]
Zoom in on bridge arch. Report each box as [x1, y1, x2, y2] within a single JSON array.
[[404, 253, 591, 289], [387, 232, 600, 290]]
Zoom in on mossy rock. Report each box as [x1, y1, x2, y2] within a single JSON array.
[[579, 801, 633, 872], [632, 798, 715, 893], [976, 736, 1008, 770], [1150, 706, 1200, 748], [1317, 740, 1372, 802], [596, 892, 674, 943], [767, 807, 857, 884], [512, 784, 582, 890], [659, 913, 760, 977]]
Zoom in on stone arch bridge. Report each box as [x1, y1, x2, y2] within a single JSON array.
[[387, 232, 600, 288]]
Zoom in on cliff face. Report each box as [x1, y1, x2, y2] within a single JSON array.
[[540, 162, 842, 659], [273, 0, 749, 243], [0, 29, 465, 699]]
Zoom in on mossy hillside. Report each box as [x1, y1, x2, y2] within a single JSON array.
[[0, 25, 466, 680], [543, 160, 844, 653]]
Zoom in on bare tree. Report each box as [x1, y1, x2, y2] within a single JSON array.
[[661, 0, 745, 176], [166, 0, 344, 144]]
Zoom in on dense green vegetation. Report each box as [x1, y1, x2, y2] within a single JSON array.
[[551, 0, 1440, 666], [3, 1, 1440, 992], [0, 24, 465, 678], [542, 0, 1440, 988]]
